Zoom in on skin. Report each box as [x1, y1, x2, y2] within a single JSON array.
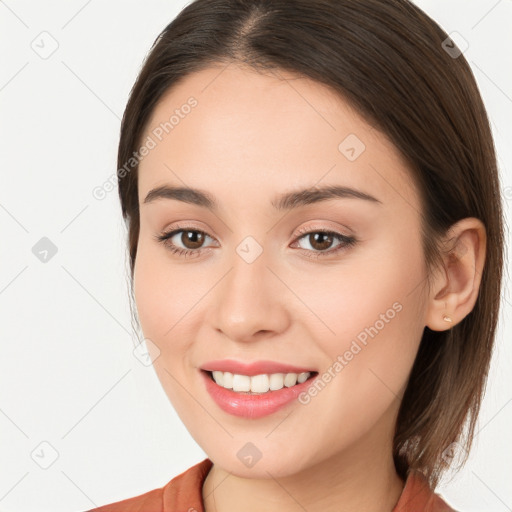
[[133, 63, 486, 512]]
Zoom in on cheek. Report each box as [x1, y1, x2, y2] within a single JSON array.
[[283, 244, 426, 446], [132, 235, 220, 374], [293, 237, 426, 390], [133, 238, 187, 348], [132, 241, 191, 403]]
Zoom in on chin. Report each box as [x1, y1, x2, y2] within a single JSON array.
[[205, 444, 315, 479]]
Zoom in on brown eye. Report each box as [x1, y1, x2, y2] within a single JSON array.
[[155, 227, 215, 256], [179, 230, 206, 249], [304, 232, 335, 251], [297, 231, 340, 252], [292, 228, 357, 259], [155, 225, 356, 260]]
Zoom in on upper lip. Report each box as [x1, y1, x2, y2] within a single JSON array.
[[200, 359, 316, 376]]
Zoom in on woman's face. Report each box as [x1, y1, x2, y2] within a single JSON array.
[[134, 63, 430, 477]]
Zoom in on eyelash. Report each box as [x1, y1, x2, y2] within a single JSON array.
[[153, 224, 357, 260]]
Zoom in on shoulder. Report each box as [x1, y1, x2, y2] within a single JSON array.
[[393, 470, 459, 512], [84, 458, 213, 512], [85, 487, 163, 512]]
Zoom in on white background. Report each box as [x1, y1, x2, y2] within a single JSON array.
[[0, 1, 511, 511]]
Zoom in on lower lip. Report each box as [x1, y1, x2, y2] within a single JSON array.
[[200, 370, 318, 419]]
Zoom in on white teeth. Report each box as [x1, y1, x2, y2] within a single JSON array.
[[250, 374, 270, 393], [210, 370, 312, 393], [232, 374, 251, 392], [269, 373, 285, 391], [284, 373, 298, 387], [212, 370, 224, 386], [297, 372, 309, 384]]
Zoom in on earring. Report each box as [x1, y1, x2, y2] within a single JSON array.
[[443, 314, 453, 323]]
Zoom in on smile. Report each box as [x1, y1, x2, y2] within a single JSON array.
[[209, 370, 312, 393], [200, 369, 319, 419]]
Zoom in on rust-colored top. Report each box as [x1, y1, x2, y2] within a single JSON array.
[[87, 458, 456, 512]]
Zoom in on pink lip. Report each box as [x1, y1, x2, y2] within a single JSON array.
[[200, 359, 316, 376], [200, 369, 318, 419]]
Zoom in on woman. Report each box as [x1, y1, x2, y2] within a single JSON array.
[[88, 0, 504, 510]]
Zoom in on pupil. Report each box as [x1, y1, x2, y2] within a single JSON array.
[[311, 232, 332, 250], [183, 230, 204, 249]]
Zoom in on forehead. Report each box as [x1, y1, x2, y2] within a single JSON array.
[[137, 63, 420, 214]]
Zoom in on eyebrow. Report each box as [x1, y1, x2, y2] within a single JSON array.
[[143, 184, 382, 211]]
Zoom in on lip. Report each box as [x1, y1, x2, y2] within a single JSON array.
[[200, 359, 316, 376], [200, 369, 319, 419]]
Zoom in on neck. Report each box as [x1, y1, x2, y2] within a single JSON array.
[[202, 429, 405, 512]]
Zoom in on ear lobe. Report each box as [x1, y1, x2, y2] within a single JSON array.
[[425, 218, 486, 332]]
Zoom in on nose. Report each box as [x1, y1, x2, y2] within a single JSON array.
[[209, 245, 291, 343]]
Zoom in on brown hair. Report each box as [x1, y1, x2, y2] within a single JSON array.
[[116, 0, 504, 488]]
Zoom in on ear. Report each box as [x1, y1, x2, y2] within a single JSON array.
[[425, 217, 487, 331]]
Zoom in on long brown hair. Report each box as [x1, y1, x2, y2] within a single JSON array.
[[116, 0, 504, 488]]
